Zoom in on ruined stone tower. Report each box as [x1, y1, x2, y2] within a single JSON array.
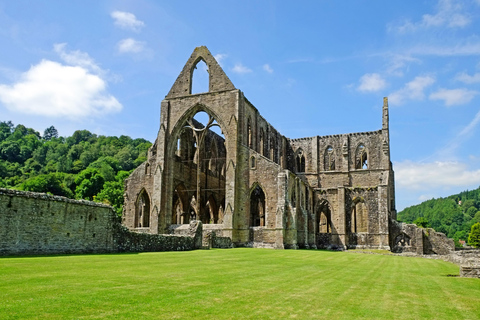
[[123, 46, 397, 250]]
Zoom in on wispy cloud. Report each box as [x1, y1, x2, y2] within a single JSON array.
[[357, 73, 386, 92], [214, 53, 227, 67], [263, 64, 273, 73], [117, 38, 145, 53], [429, 88, 478, 106], [389, 75, 435, 105], [0, 44, 121, 120], [232, 63, 252, 74], [54, 43, 103, 75], [111, 11, 145, 32], [455, 72, 480, 84], [392, 0, 471, 33]]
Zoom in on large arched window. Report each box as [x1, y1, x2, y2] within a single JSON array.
[[171, 109, 226, 226], [355, 144, 368, 169], [250, 185, 266, 227], [135, 189, 150, 228]]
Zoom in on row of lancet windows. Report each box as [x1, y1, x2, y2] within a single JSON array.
[[247, 117, 281, 164], [295, 144, 369, 173]]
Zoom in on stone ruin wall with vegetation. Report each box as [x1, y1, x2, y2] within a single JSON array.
[[0, 188, 204, 255]]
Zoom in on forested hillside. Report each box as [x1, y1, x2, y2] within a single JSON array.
[[398, 187, 480, 245], [0, 121, 151, 216]]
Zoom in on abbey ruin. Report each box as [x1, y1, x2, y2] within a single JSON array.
[[123, 46, 397, 250], [0, 46, 463, 260]]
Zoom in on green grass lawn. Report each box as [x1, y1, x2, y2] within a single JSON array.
[[1, 249, 479, 319]]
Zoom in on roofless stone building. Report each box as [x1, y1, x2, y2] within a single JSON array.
[[123, 46, 397, 250]]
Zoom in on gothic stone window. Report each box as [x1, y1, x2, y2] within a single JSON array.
[[135, 189, 150, 228], [324, 146, 335, 171], [355, 144, 368, 169], [250, 185, 266, 227]]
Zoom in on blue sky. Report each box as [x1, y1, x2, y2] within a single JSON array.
[[1, 0, 480, 210]]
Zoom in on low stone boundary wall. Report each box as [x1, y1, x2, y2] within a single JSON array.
[[460, 265, 480, 278], [0, 189, 202, 256]]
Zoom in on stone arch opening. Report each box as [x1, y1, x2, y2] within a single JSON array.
[[324, 146, 335, 171], [190, 58, 209, 94], [172, 184, 188, 224], [295, 149, 306, 173], [170, 107, 226, 225], [355, 144, 368, 169], [135, 189, 150, 228], [250, 184, 266, 227], [317, 202, 332, 234], [204, 195, 218, 224]]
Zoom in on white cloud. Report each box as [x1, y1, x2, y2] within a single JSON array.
[[455, 72, 480, 84], [232, 63, 252, 74], [429, 88, 478, 106], [389, 75, 435, 105], [395, 160, 480, 191], [117, 38, 145, 53], [393, 0, 471, 33], [111, 11, 144, 32], [263, 64, 273, 73], [357, 73, 386, 92], [54, 43, 102, 75], [214, 54, 227, 66], [0, 58, 121, 120]]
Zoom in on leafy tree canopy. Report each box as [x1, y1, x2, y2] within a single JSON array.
[[0, 121, 152, 216], [398, 186, 480, 247]]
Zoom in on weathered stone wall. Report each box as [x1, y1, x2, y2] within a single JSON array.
[[0, 189, 203, 256], [390, 220, 455, 255]]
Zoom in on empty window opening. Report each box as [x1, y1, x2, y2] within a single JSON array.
[[295, 149, 305, 173], [317, 203, 332, 234], [324, 146, 335, 171], [251, 156, 256, 169], [355, 144, 368, 169], [250, 185, 266, 227], [172, 110, 226, 227], [191, 59, 209, 94], [247, 118, 252, 148], [135, 189, 150, 228]]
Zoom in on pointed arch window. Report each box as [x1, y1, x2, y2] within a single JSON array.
[[324, 146, 335, 171], [190, 59, 209, 94], [296, 149, 306, 173], [135, 189, 150, 228], [355, 144, 368, 169], [317, 202, 332, 234], [250, 185, 266, 227]]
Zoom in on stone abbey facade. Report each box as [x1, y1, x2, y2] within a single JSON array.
[[123, 46, 397, 250]]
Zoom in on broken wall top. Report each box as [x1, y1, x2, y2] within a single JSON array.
[[166, 46, 236, 99]]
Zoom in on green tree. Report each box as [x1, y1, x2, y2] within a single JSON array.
[[20, 173, 74, 198], [468, 222, 480, 248], [43, 126, 58, 141], [413, 217, 430, 228], [74, 168, 105, 200]]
